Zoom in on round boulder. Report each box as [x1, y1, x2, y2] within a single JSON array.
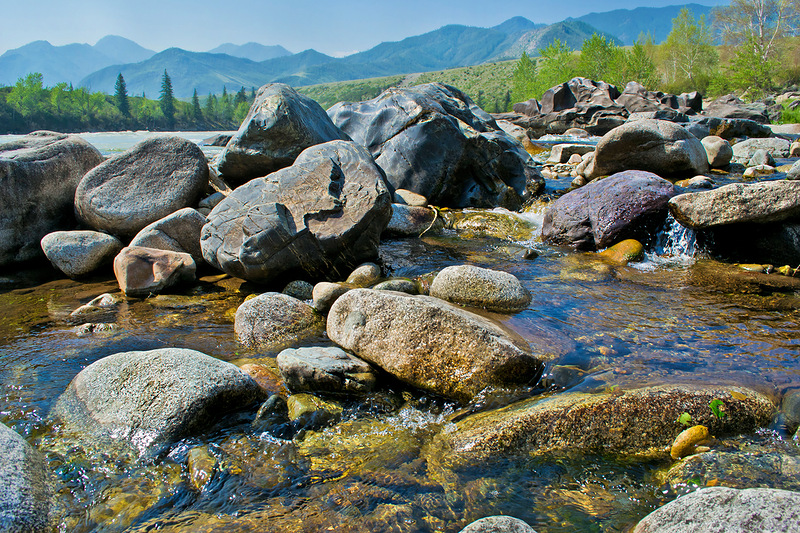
[[587, 119, 709, 179], [41, 230, 122, 278], [459, 516, 537, 533], [75, 136, 209, 237], [0, 131, 104, 266], [50, 348, 263, 456], [700, 135, 733, 168], [234, 293, 325, 352], [129, 207, 207, 264], [0, 422, 53, 532], [430, 265, 531, 312]]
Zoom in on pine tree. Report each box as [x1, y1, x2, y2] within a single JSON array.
[[159, 69, 175, 127], [234, 86, 247, 107], [191, 89, 203, 120], [205, 93, 217, 121], [114, 73, 129, 116]]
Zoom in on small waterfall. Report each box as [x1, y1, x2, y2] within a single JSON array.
[[634, 214, 698, 270]]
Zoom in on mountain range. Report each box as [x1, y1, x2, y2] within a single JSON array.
[[0, 3, 717, 98]]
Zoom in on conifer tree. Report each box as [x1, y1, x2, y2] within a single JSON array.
[[191, 89, 203, 120], [159, 70, 175, 127], [234, 86, 247, 107], [114, 73, 129, 116]]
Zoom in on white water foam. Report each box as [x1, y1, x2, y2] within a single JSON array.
[[634, 213, 699, 271]]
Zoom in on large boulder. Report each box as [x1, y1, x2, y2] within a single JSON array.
[[731, 137, 790, 165], [201, 140, 392, 283], [40, 230, 123, 278], [428, 385, 775, 469], [50, 348, 263, 456], [430, 265, 531, 313], [129, 207, 207, 264], [329, 83, 543, 210], [703, 93, 771, 123], [215, 83, 350, 185], [616, 81, 700, 115], [234, 293, 325, 352], [633, 487, 800, 533], [686, 116, 772, 140], [0, 131, 104, 266], [587, 119, 709, 179], [326, 288, 545, 402], [75, 136, 209, 237], [542, 170, 677, 250], [113, 246, 196, 297], [668, 180, 800, 229], [0, 422, 53, 532]]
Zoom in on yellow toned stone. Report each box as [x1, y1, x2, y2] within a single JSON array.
[[670, 424, 710, 460], [188, 446, 216, 491], [598, 239, 644, 265]]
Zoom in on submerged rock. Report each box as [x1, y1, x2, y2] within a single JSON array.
[[0, 422, 53, 533], [234, 293, 324, 352], [429, 265, 531, 312], [0, 131, 104, 266], [51, 348, 263, 456], [633, 487, 800, 533], [326, 289, 545, 402], [41, 230, 123, 278]]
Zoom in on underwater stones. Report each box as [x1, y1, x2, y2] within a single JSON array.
[[286, 393, 343, 428], [234, 293, 324, 352], [633, 487, 800, 533], [429, 265, 531, 313], [542, 170, 676, 250], [700, 135, 733, 168], [429, 385, 775, 468], [0, 131, 104, 266], [201, 140, 392, 284], [51, 348, 263, 456], [215, 83, 350, 185], [75, 136, 208, 237], [113, 246, 196, 297], [277, 346, 377, 394], [597, 239, 645, 265], [326, 289, 544, 402], [446, 208, 537, 241], [459, 516, 538, 533], [0, 422, 53, 533], [129, 207, 207, 264], [40, 230, 123, 278]]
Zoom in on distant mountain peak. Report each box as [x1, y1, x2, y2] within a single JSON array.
[[208, 42, 292, 62], [492, 16, 543, 34]]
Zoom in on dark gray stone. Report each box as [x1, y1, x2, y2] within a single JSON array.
[[704, 93, 771, 123], [277, 346, 377, 394], [75, 136, 209, 237], [201, 140, 392, 283], [216, 83, 349, 185], [0, 131, 104, 266], [0, 422, 53, 532]]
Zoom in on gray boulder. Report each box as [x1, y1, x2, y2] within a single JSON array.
[[75, 136, 209, 237], [234, 293, 324, 352], [50, 348, 263, 456], [787, 159, 800, 180], [704, 93, 771, 123], [326, 289, 545, 402], [276, 346, 377, 394], [113, 246, 196, 297], [40, 230, 122, 278], [430, 265, 531, 313], [216, 83, 349, 185], [633, 487, 800, 533], [0, 131, 103, 266], [129, 207, 207, 264], [542, 171, 677, 250], [546, 143, 595, 164], [0, 422, 53, 532], [385, 204, 440, 237], [701, 135, 733, 168], [459, 516, 537, 533], [201, 140, 392, 283], [587, 119, 709, 179], [688, 116, 772, 140], [731, 137, 790, 165], [748, 148, 776, 167], [329, 83, 543, 210], [669, 180, 800, 229], [312, 282, 352, 314]]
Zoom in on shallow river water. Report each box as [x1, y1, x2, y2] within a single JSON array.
[[2, 132, 800, 532]]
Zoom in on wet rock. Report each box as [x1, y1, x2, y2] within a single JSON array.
[[282, 280, 313, 300], [187, 446, 216, 491], [312, 281, 351, 314], [598, 239, 644, 265], [782, 389, 800, 433], [252, 394, 290, 431], [633, 487, 800, 533], [40, 230, 123, 278], [587, 119, 709, 179], [234, 293, 324, 352], [113, 246, 196, 297], [429, 385, 775, 468], [704, 93, 771, 123], [690, 116, 772, 140], [747, 148, 776, 167], [385, 204, 441, 237], [51, 348, 263, 456], [393, 189, 428, 206], [675, 175, 715, 189], [445, 208, 537, 242], [129, 208, 207, 264], [326, 289, 544, 402], [330, 83, 543, 209], [201, 140, 392, 284], [215, 83, 349, 185], [346, 262, 381, 287], [700, 135, 733, 168], [69, 293, 119, 322], [286, 393, 343, 428], [237, 363, 283, 396], [75, 136, 209, 237], [0, 131, 104, 266], [742, 164, 776, 179], [459, 516, 538, 533], [0, 422, 53, 533], [669, 180, 800, 229], [565, 127, 591, 137], [74, 322, 118, 337], [373, 278, 419, 294], [429, 265, 531, 313], [670, 425, 710, 460], [546, 144, 595, 164], [731, 137, 790, 165], [542, 170, 676, 250], [277, 346, 377, 394]]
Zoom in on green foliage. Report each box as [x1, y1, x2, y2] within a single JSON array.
[[298, 75, 405, 109], [779, 100, 800, 124], [709, 399, 727, 419], [191, 89, 202, 120], [533, 39, 578, 98], [114, 73, 130, 117], [511, 52, 537, 106], [661, 8, 718, 94], [159, 70, 175, 127], [677, 412, 693, 426], [578, 34, 626, 85]]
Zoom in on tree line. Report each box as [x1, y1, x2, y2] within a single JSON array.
[[0, 70, 256, 134], [512, 1, 800, 106]]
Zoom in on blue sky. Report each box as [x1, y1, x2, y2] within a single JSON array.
[[0, 0, 729, 56]]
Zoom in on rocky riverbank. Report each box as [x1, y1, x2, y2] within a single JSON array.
[[3, 79, 800, 532]]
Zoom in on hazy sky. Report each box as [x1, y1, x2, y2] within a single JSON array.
[[1, 0, 729, 57]]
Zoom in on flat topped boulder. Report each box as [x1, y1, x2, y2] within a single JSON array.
[[74, 136, 209, 237], [329, 82, 543, 210], [0, 422, 53, 532], [277, 346, 376, 394], [0, 131, 104, 266], [51, 348, 263, 456], [216, 83, 350, 185], [326, 288, 545, 402], [201, 140, 392, 283]]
